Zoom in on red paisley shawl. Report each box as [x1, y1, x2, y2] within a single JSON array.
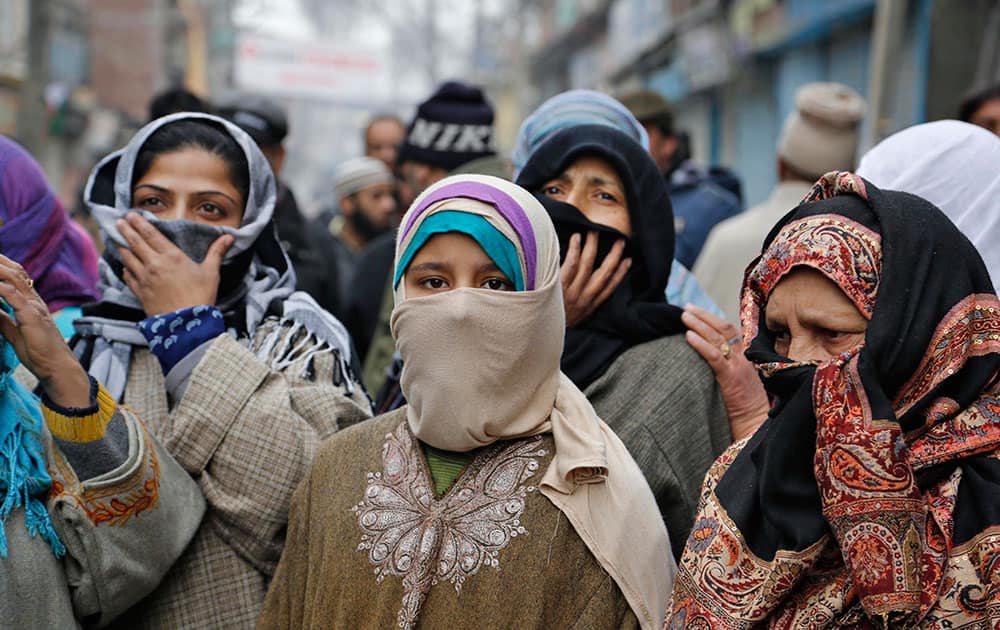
[[666, 172, 1000, 629]]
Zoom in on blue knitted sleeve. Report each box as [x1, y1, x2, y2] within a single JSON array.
[[137, 305, 226, 374]]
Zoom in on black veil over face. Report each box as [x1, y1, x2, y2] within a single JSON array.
[[516, 124, 685, 389]]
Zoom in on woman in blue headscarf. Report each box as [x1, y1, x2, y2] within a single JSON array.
[[0, 252, 202, 627]]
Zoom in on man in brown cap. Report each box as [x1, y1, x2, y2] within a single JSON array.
[[693, 82, 866, 321]]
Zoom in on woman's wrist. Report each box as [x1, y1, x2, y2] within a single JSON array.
[[138, 305, 226, 375], [728, 406, 769, 441], [40, 361, 94, 409]]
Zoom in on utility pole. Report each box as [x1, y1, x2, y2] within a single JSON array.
[[863, 0, 907, 151], [472, 0, 484, 80], [16, 0, 50, 155], [425, 0, 438, 85]]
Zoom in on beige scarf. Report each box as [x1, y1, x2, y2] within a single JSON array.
[[390, 174, 675, 629]]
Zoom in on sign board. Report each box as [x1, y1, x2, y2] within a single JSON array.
[[234, 35, 392, 103]]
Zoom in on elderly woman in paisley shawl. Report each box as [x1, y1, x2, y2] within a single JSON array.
[[665, 172, 1000, 629], [259, 174, 674, 630]]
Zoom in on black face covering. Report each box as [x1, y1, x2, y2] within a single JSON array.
[[549, 199, 636, 269], [85, 216, 282, 331], [517, 125, 686, 389]]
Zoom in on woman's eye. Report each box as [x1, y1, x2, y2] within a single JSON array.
[[541, 185, 562, 196], [597, 191, 617, 202], [482, 278, 512, 291], [420, 277, 447, 289], [198, 203, 225, 217], [822, 329, 853, 341], [137, 197, 162, 208]]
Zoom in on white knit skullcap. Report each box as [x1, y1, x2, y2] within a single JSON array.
[[777, 82, 866, 179], [334, 157, 394, 199]]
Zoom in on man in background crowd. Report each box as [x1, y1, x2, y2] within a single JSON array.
[[396, 81, 497, 196], [694, 82, 865, 320], [217, 95, 328, 311], [960, 82, 1000, 136], [363, 114, 405, 170], [319, 157, 397, 316], [148, 86, 210, 121], [363, 113, 412, 208], [347, 81, 499, 392], [619, 89, 741, 269]]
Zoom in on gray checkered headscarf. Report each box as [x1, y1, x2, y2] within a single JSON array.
[[74, 112, 355, 400]]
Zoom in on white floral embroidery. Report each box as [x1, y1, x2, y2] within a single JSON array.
[[351, 423, 547, 629]]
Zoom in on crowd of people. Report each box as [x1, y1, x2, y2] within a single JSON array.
[[1, 73, 999, 629]]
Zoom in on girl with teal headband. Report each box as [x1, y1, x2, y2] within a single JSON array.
[[391, 209, 524, 495], [260, 175, 673, 629], [377, 204, 526, 416]]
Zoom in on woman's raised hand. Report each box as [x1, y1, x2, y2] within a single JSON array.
[[0, 255, 92, 408], [682, 303, 769, 441], [560, 231, 631, 327], [116, 212, 234, 316]]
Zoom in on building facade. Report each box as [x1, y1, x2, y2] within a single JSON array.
[[529, 0, 998, 206]]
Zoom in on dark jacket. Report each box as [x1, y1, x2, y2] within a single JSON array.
[[668, 162, 742, 268], [343, 231, 396, 362], [272, 185, 342, 317]]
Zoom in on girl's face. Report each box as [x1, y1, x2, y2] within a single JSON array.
[[403, 232, 516, 298], [131, 147, 245, 228]]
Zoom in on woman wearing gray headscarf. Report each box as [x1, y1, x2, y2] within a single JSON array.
[[73, 113, 371, 628]]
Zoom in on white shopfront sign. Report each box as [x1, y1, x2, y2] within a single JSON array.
[[234, 35, 391, 103]]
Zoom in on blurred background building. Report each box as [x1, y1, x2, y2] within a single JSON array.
[[1, 0, 239, 207], [2, 0, 998, 212], [1, 0, 530, 214], [528, 0, 1000, 205]]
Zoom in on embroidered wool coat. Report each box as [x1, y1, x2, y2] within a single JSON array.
[[259, 409, 640, 630], [105, 319, 371, 629]]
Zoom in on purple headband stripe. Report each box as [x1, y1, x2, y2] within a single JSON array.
[[401, 182, 538, 290]]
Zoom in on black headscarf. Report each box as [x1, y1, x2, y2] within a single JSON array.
[[677, 173, 1000, 627], [515, 124, 685, 389]]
